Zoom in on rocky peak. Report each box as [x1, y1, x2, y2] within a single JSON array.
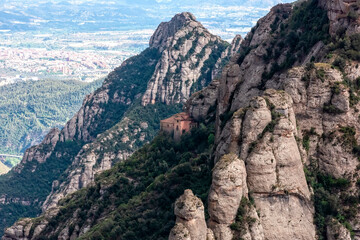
[[175, 1, 360, 239], [150, 12, 197, 51], [228, 34, 243, 56], [142, 12, 232, 106]]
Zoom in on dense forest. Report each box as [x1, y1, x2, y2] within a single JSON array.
[[0, 79, 102, 167]]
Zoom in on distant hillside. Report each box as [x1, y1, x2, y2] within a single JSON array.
[[0, 79, 103, 167]]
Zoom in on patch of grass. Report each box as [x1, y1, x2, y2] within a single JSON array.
[[302, 128, 317, 151]]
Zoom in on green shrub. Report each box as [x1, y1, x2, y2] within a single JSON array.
[[208, 133, 215, 145], [332, 57, 346, 72], [261, 0, 330, 80], [220, 111, 235, 129], [230, 197, 256, 238], [316, 68, 326, 81], [323, 103, 344, 114], [304, 166, 355, 240], [339, 126, 357, 148], [331, 82, 341, 95]]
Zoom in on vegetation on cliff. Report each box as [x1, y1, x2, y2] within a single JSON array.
[[33, 124, 214, 240], [91, 48, 161, 137], [262, 0, 330, 81]]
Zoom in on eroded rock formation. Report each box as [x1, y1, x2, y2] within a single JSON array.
[[169, 189, 211, 240]]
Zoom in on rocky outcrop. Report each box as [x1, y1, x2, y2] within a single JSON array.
[[184, 79, 219, 123], [278, 64, 360, 178], [170, 1, 360, 239], [169, 189, 212, 240], [3, 208, 59, 240], [212, 35, 243, 79], [227, 35, 243, 57], [2, 219, 33, 240], [42, 118, 134, 211], [208, 154, 249, 240], [42, 109, 159, 211], [211, 91, 315, 240], [319, 0, 360, 36], [142, 12, 229, 106], [150, 12, 196, 51], [326, 218, 352, 240]]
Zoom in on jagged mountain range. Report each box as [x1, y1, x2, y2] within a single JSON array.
[[0, 12, 241, 237], [2, 0, 360, 239]]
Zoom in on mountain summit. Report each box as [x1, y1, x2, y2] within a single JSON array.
[[142, 12, 232, 106], [150, 12, 197, 50]]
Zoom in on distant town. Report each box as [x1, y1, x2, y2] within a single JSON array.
[[0, 30, 152, 85]]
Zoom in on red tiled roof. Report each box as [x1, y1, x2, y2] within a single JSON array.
[[160, 112, 193, 123]]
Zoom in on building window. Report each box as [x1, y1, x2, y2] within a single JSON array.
[[176, 126, 179, 131], [182, 129, 186, 134]]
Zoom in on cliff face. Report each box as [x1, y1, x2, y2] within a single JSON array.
[[177, 0, 360, 239], [0, 12, 241, 237]]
